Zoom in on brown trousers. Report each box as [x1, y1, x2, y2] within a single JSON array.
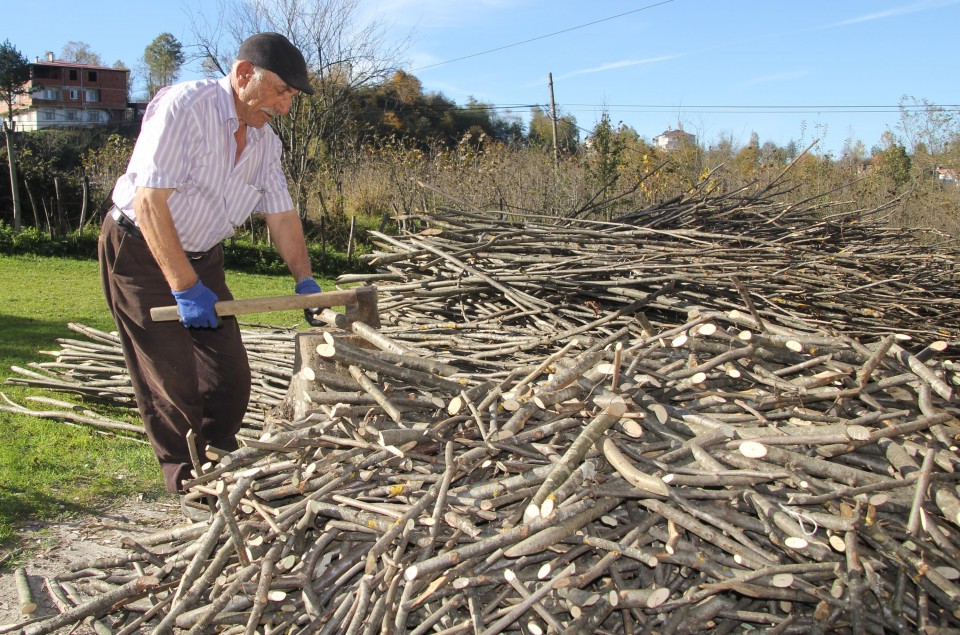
[[98, 213, 251, 493]]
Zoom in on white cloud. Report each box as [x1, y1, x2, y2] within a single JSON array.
[[361, 0, 531, 28], [824, 0, 960, 28], [553, 55, 680, 81], [406, 49, 443, 69]]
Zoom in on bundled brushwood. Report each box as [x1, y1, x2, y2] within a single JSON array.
[[351, 191, 960, 348]]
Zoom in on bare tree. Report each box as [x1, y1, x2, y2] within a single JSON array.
[[184, 0, 409, 216], [60, 41, 104, 66]]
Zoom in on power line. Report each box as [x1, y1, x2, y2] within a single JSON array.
[[563, 103, 960, 110], [452, 102, 960, 117], [410, 0, 675, 72], [565, 107, 958, 116]]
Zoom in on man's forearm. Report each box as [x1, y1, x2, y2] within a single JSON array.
[[265, 210, 313, 282], [135, 187, 198, 291]]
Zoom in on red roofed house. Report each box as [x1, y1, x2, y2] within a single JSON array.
[[653, 127, 697, 152], [2, 52, 129, 131], [936, 165, 959, 188]]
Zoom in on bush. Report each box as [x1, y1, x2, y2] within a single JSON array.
[[0, 221, 375, 278], [223, 236, 371, 277], [0, 223, 99, 258]]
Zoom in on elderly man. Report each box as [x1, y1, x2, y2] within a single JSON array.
[[99, 33, 322, 518]]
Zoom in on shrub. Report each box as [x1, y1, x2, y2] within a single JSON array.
[[0, 223, 99, 257]]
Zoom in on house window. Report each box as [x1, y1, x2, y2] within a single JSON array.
[[88, 71, 98, 82], [42, 109, 55, 121], [32, 66, 58, 80], [85, 89, 98, 102], [69, 89, 78, 100], [39, 88, 60, 100], [86, 110, 103, 123], [66, 109, 78, 121], [69, 69, 78, 80]]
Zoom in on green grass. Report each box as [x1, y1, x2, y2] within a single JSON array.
[[0, 253, 331, 550]]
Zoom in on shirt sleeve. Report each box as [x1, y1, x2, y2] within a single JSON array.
[[127, 88, 199, 191]]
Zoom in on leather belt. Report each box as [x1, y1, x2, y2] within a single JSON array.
[[111, 206, 143, 239], [110, 205, 214, 260]]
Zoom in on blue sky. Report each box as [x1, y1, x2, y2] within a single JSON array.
[[6, 0, 958, 156]]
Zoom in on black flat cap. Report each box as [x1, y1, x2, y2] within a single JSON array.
[[238, 32, 314, 95]]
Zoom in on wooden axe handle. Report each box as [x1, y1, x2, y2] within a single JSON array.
[[151, 288, 364, 322]]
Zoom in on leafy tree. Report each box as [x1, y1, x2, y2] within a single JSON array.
[[0, 39, 30, 232], [874, 131, 912, 188], [60, 41, 103, 66], [733, 132, 760, 176], [840, 138, 867, 165], [82, 133, 134, 213], [0, 40, 30, 125], [389, 70, 422, 105], [15, 128, 115, 233], [142, 33, 185, 99], [587, 112, 624, 187], [759, 141, 786, 166], [457, 97, 522, 146], [528, 106, 578, 152], [344, 78, 517, 150]]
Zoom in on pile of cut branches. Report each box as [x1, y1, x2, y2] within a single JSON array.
[[10, 184, 960, 634]]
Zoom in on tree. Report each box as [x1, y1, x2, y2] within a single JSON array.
[[896, 95, 959, 180], [143, 33, 185, 99], [759, 140, 787, 166], [875, 131, 912, 188], [733, 132, 760, 176], [389, 70, 422, 106], [0, 40, 30, 126], [587, 112, 624, 188], [0, 39, 30, 232], [528, 106, 578, 152], [60, 41, 103, 66]]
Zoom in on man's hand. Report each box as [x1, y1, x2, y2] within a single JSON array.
[[295, 276, 323, 326], [172, 280, 219, 328]]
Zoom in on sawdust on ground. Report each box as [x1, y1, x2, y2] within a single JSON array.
[[0, 494, 185, 633]]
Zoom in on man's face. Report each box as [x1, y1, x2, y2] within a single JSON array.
[[236, 66, 300, 128]]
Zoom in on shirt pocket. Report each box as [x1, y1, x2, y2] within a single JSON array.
[[226, 183, 265, 226]]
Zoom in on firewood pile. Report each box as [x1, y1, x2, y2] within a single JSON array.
[[4, 324, 297, 439], [11, 190, 960, 634]]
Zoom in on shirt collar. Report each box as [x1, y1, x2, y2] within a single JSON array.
[[217, 75, 265, 143]]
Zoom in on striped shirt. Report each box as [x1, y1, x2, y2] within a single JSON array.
[[112, 75, 294, 253]]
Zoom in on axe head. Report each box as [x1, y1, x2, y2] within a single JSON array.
[[343, 285, 381, 328]]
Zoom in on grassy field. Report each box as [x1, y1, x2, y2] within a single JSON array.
[[0, 253, 329, 551]]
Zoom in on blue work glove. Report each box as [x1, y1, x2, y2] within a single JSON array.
[[171, 280, 219, 329], [295, 276, 323, 326]]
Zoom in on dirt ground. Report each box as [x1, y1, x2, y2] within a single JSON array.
[[0, 495, 184, 633]]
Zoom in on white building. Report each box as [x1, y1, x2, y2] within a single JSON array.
[[653, 128, 696, 151]]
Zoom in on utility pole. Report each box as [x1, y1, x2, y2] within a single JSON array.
[[548, 72, 559, 172]]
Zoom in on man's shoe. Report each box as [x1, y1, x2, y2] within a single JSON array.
[[179, 493, 213, 522]]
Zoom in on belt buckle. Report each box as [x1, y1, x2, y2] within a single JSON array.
[[113, 208, 143, 239]]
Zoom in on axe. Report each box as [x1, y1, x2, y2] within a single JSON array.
[[150, 285, 380, 328]]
